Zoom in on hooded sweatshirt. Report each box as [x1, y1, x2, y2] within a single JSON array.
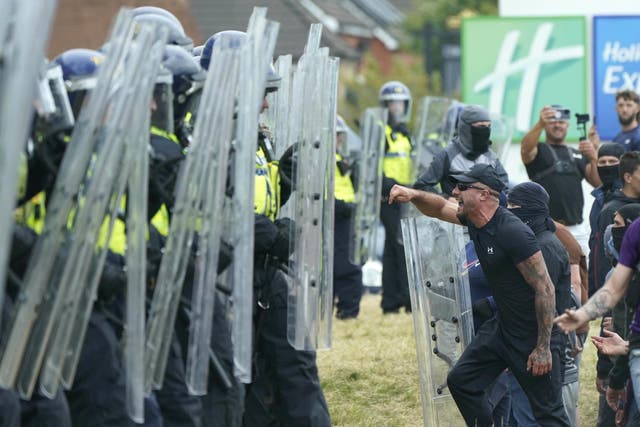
[[414, 105, 509, 195]]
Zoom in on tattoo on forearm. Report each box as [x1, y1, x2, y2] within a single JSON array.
[[517, 252, 555, 348], [583, 288, 614, 319]]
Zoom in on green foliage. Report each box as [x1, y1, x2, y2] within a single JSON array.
[[337, 0, 499, 131], [338, 52, 430, 131]]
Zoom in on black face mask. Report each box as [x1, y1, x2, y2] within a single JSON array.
[[470, 126, 491, 153], [612, 226, 627, 253], [597, 165, 619, 189]]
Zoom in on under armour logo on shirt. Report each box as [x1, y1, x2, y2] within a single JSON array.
[[487, 247, 494, 254]]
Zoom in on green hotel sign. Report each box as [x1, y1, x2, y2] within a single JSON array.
[[462, 17, 587, 140]]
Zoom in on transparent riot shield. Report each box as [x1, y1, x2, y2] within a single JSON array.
[[144, 35, 240, 393], [34, 20, 165, 402], [351, 107, 387, 266], [183, 43, 240, 396], [264, 54, 292, 158], [412, 96, 456, 179], [0, 9, 139, 396], [401, 216, 474, 427], [286, 30, 339, 350], [123, 117, 150, 423], [489, 113, 515, 165], [0, 0, 57, 334], [221, 7, 279, 384]]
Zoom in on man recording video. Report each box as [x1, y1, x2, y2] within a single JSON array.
[[521, 105, 601, 254]]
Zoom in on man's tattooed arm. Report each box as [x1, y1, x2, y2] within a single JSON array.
[[580, 264, 635, 320], [582, 288, 615, 319], [517, 251, 556, 349]]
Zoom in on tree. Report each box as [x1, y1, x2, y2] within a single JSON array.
[[339, 52, 430, 131]]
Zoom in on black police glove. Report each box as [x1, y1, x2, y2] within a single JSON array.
[[337, 158, 350, 176], [269, 218, 295, 262], [278, 143, 298, 184]]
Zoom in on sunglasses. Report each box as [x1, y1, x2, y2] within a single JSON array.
[[456, 183, 499, 197]]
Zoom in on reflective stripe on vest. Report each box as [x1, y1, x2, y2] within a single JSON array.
[[151, 126, 180, 145], [383, 124, 413, 185], [254, 147, 279, 220], [334, 153, 355, 203]]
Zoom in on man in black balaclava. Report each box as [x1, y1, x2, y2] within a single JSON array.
[[506, 182, 577, 426], [414, 104, 509, 196], [588, 142, 625, 296]]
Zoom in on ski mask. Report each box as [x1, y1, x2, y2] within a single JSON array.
[[457, 105, 491, 159], [470, 125, 491, 153], [597, 142, 625, 190], [611, 203, 640, 254], [507, 182, 556, 234]]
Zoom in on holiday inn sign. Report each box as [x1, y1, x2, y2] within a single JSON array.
[[462, 17, 587, 140]]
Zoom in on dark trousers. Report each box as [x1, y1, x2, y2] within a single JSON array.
[[380, 202, 410, 312], [155, 333, 203, 427], [447, 317, 569, 427], [20, 390, 71, 427], [0, 390, 20, 427], [66, 309, 132, 427], [333, 215, 363, 318], [202, 292, 244, 427], [243, 268, 331, 427]]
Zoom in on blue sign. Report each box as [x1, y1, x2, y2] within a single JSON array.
[[593, 16, 640, 140]]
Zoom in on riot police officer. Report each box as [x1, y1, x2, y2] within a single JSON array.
[[378, 80, 413, 313], [333, 115, 362, 319]]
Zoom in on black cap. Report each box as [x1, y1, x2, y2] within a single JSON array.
[[451, 163, 506, 193]]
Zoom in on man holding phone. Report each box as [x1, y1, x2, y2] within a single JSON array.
[[521, 105, 601, 254]]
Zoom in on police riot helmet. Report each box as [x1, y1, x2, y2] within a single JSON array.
[[200, 30, 281, 91], [378, 80, 412, 123], [53, 48, 105, 118], [162, 45, 206, 128], [199, 30, 245, 71], [132, 8, 193, 52]]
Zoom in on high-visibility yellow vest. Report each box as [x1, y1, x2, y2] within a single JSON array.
[[254, 147, 279, 220], [15, 191, 47, 235], [383, 125, 413, 185], [334, 153, 355, 203], [17, 152, 28, 201], [96, 196, 128, 256], [150, 204, 170, 237]]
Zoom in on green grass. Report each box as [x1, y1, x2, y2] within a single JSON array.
[[318, 293, 603, 426]]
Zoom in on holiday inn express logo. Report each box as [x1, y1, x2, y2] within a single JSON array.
[[462, 17, 587, 140]]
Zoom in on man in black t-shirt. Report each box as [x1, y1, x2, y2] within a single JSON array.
[[389, 164, 570, 427], [521, 105, 601, 255]]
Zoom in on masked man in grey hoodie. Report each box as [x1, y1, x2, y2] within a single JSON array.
[[414, 104, 509, 196]]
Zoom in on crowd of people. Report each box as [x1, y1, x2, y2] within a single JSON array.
[[386, 76, 640, 425], [6, 3, 640, 427]]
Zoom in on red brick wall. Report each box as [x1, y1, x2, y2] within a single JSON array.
[[48, 0, 203, 57]]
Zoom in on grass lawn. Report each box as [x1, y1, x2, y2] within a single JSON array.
[[318, 292, 603, 426]]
